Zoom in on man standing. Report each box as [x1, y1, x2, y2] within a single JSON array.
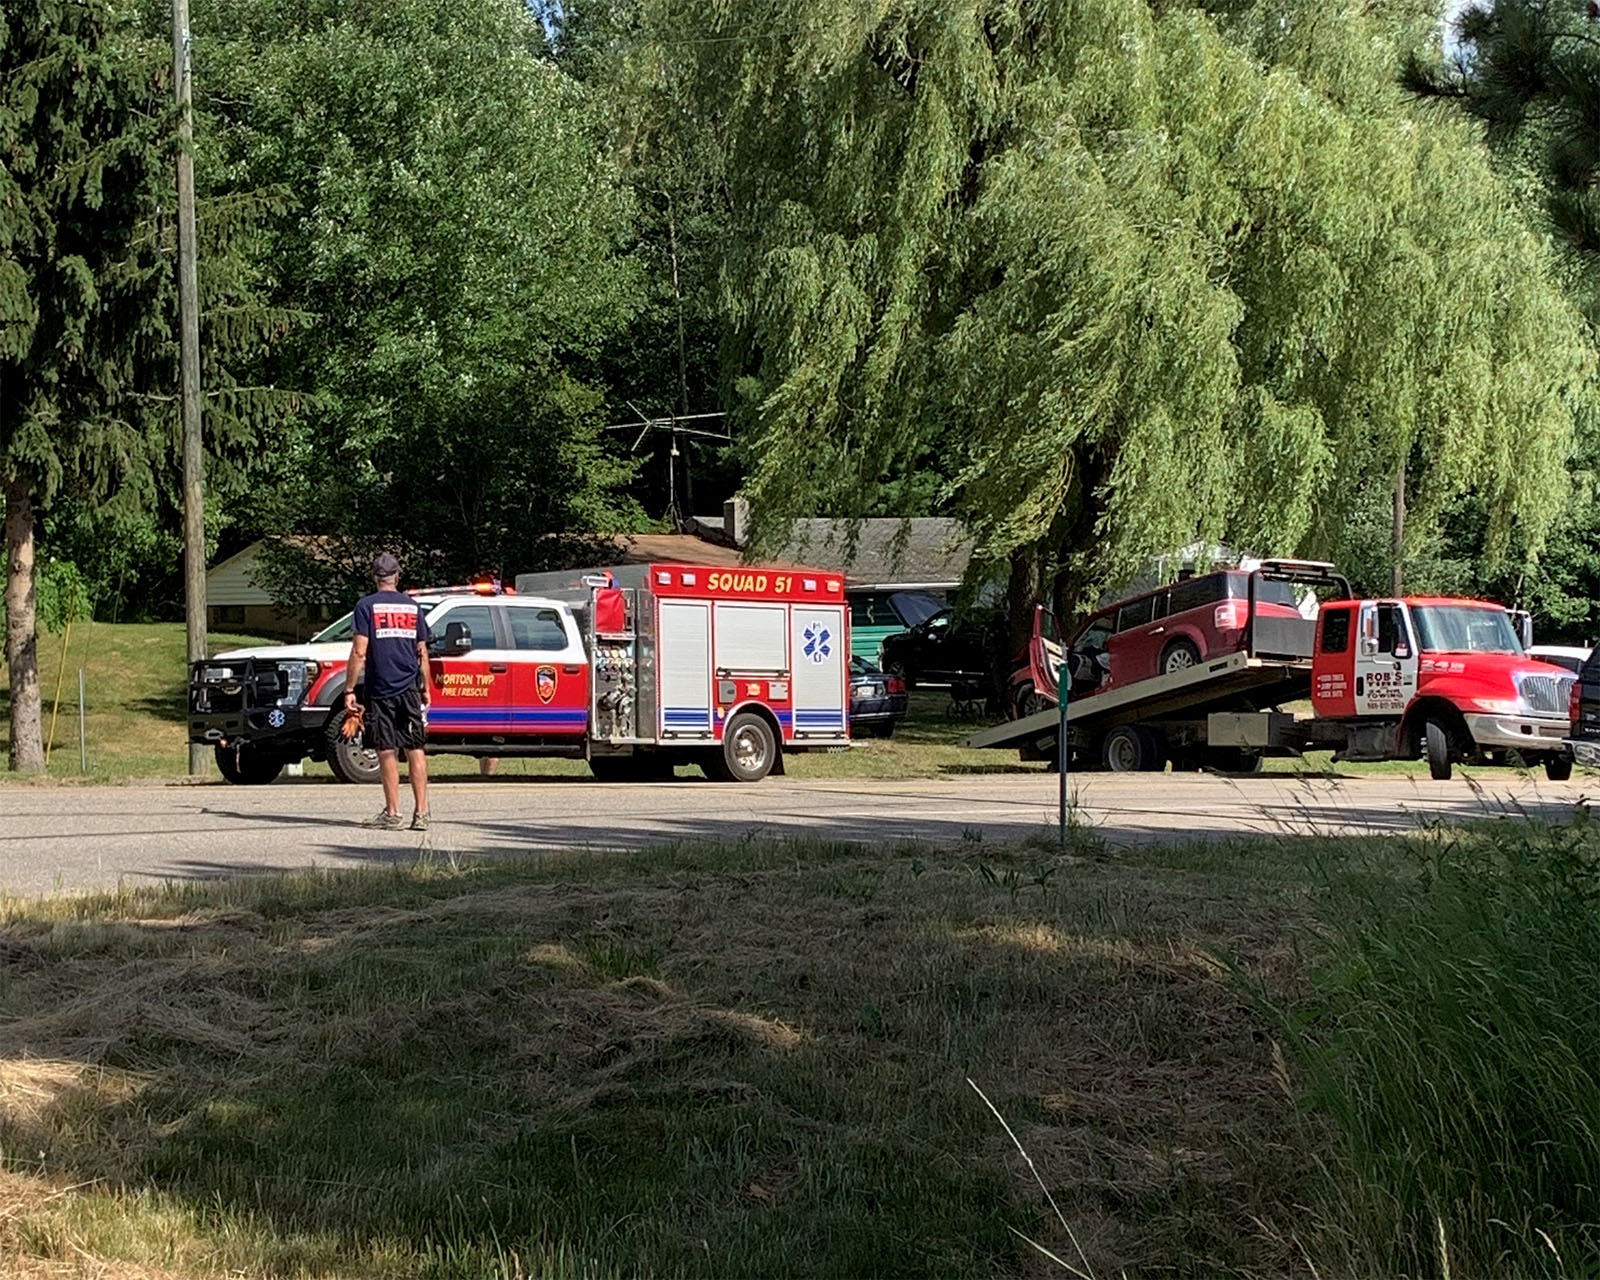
[[345, 552, 431, 830]]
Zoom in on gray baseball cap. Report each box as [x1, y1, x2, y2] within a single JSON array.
[[372, 551, 401, 579]]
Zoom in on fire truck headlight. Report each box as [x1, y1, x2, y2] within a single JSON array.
[[1471, 697, 1520, 716]]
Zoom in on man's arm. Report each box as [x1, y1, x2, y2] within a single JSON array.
[[344, 634, 369, 710], [416, 638, 431, 708]]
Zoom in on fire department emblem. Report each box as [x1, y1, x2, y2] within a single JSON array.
[[802, 623, 832, 664], [535, 664, 558, 704]]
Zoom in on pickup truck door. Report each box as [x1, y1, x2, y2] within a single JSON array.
[[1354, 601, 1419, 716], [505, 603, 589, 738], [426, 601, 514, 736]]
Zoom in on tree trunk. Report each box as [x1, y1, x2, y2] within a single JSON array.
[[4, 473, 45, 773]]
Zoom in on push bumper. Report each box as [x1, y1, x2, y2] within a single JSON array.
[[1462, 712, 1571, 755], [187, 659, 320, 751]]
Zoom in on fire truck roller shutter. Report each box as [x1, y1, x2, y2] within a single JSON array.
[[790, 604, 847, 736], [714, 602, 788, 672], [659, 601, 713, 735]]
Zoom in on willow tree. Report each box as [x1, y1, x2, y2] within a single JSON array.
[[616, 0, 1592, 620]]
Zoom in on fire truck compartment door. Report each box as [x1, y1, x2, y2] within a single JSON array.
[[714, 602, 788, 673], [791, 605, 847, 736], [659, 601, 713, 735]]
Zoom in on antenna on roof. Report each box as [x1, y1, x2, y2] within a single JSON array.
[[603, 407, 730, 533]]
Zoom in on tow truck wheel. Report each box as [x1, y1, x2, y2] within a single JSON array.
[[714, 711, 778, 782], [325, 709, 381, 785], [214, 743, 285, 785], [1160, 639, 1201, 676], [1424, 717, 1454, 781], [1103, 725, 1163, 772], [1546, 755, 1574, 782]]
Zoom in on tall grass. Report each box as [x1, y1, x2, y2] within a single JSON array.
[[1288, 816, 1600, 1276]]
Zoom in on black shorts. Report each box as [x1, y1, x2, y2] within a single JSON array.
[[364, 688, 426, 751]]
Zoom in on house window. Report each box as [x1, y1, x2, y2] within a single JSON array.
[[215, 605, 245, 625]]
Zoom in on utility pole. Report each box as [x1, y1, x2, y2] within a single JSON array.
[[173, 0, 207, 775], [1391, 458, 1406, 597]]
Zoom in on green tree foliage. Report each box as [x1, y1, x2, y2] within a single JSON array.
[[3, 2, 166, 767], [617, 0, 1592, 618], [3, 0, 292, 770], [186, 0, 647, 599]]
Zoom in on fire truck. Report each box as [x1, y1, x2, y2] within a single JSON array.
[[187, 562, 850, 784], [971, 563, 1577, 780]]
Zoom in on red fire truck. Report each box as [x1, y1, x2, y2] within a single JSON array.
[[972, 564, 1576, 780], [188, 562, 850, 784]]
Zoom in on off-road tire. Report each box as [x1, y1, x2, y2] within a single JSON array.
[[1424, 717, 1454, 782], [325, 708, 382, 785], [1546, 755, 1574, 782], [214, 743, 285, 785], [1160, 639, 1202, 676], [710, 711, 779, 782]]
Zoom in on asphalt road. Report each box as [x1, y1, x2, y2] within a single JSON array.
[[0, 771, 1590, 898]]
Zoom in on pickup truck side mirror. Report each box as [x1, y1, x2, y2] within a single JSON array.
[[433, 621, 473, 655]]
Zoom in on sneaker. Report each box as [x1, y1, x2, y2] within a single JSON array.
[[410, 811, 430, 831], [362, 810, 405, 830]]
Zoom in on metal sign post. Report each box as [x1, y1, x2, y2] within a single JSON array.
[[1057, 660, 1070, 845]]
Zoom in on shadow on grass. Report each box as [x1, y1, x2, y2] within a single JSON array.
[[0, 835, 1322, 1278]]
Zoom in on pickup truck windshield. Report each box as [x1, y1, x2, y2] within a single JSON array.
[[311, 612, 355, 642], [1411, 605, 1521, 655]]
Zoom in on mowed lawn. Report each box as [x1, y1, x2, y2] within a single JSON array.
[[0, 832, 1320, 1278], [1, 622, 1432, 783]]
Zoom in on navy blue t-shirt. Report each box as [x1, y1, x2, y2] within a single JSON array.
[[352, 590, 431, 699]]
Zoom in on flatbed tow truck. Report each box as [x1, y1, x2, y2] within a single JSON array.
[[968, 563, 1576, 780]]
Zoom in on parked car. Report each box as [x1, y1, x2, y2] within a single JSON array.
[[878, 607, 1000, 692], [849, 657, 909, 738], [1527, 643, 1591, 675], [847, 590, 945, 666]]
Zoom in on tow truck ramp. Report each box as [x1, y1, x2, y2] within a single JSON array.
[[965, 651, 1313, 752]]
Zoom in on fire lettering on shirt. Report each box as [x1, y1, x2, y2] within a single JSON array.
[[373, 604, 418, 640]]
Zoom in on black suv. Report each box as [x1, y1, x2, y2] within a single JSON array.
[[1567, 649, 1600, 766]]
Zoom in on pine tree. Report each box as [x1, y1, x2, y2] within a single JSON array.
[[1, 0, 179, 771]]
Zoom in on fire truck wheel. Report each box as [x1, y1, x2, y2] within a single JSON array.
[[325, 710, 381, 785], [214, 743, 285, 785], [716, 712, 778, 782], [1423, 718, 1454, 781], [1102, 725, 1162, 772], [1160, 639, 1201, 676], [1546, 755, 1574, 782]]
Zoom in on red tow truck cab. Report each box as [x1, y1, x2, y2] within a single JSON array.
[[1307, 597, 1575, 779]]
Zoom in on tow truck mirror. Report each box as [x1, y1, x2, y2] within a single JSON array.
[[1513, 611, 1533, 649], [1360, 636, 1379, 656], [434, 621, 473, 655]]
